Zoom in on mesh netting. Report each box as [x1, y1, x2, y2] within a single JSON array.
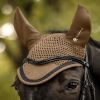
[[27, 33, 85, 66]]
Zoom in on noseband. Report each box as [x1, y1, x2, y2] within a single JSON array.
[[23, 54, 95, 100]]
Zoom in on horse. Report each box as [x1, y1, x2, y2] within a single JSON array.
[[12, 5, 100, 100]]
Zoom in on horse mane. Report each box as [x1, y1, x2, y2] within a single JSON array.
[[88, 37, 100, 48]]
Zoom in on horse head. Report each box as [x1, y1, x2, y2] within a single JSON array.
[[13, 5, 92, 100]]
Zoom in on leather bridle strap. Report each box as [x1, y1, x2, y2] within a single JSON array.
[[80, 52, 96, 100], [80, 66, 95, 100], [23, 56, 88, 66], [23, 55, 95, 100]]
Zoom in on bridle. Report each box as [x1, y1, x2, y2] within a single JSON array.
[[23, 53, 95, 100]]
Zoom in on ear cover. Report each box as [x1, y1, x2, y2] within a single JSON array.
[[14, 7, 41, 49], [67, 5, 91, 48], [16, 5, 92, 86]]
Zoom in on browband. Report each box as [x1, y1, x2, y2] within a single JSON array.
[[23, 56, 89, 67]]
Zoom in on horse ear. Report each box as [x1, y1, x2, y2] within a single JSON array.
[[67, 5, 91, 48], [14, 7, 41, 49]]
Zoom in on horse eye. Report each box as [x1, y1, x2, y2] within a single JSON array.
[[64, 81, 79, 91]]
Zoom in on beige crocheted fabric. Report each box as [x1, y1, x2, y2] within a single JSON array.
[[27, 33, 85, 66]]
